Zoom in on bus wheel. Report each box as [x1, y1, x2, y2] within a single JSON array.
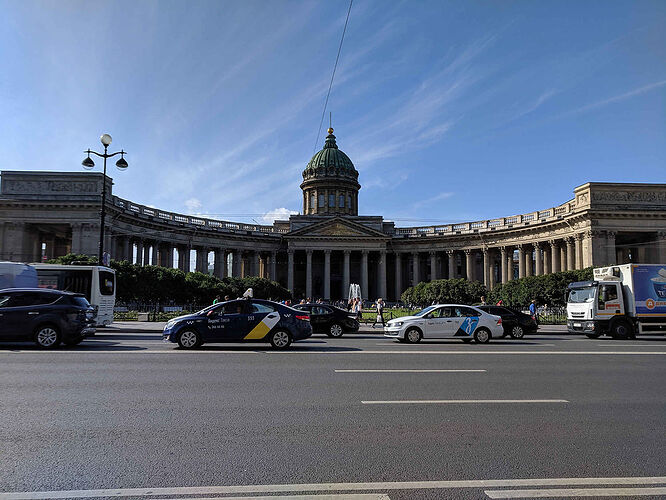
[[610, 320, 633, 339]]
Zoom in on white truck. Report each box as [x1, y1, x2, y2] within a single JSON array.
[[567, 264, 666, 338]]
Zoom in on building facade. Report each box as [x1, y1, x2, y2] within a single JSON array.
[[2, 129, 666, 300]]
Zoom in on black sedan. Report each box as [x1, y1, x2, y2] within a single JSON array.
[[0, 288, 96, 348], [477, 305, 538, 338], [163, 298, 312, 349], [292, 303, 359, 337]]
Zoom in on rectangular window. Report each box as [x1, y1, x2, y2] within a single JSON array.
[[347, 195, 352, 209], [329, 194, 335, 207], [339, 194, 345, 207], [318, 194, 325, 207]]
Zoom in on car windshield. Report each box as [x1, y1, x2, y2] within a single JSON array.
[[414, 306, 437, 317], [196, 303, 219, 315], [568, 288, 596, 303]]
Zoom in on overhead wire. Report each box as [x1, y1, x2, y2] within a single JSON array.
[[313, 0, 353, 154]]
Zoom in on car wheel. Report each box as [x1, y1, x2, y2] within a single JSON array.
[[405, 327, 421, 344], [461, 337, 473, 343], [329, 323, 344, 338], [510, 325, 525, 339], [34, 325, 61, 349], [610, 320, 633, 339], [177, 330, 201, 349], [270, 329, 292, 349], [474, 328, 490, 344], [63, 337, 84, 346]]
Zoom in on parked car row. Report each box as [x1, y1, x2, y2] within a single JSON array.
[[0, 290, 538, 349]]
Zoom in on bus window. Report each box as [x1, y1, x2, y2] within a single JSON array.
[[99, 271, 115, 295]]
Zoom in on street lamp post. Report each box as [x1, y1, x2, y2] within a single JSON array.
[[82, 134, 128, 265]]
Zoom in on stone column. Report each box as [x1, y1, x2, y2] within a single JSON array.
[[500, 247, 508, 284], [560, 240, 568, 271], [543, 245, 551, 275], [305, 250, 313, 299], [429, 251, 437, 281], [525, 246, 533, 277], [122, 237, 131, 262], [481, 249, 489, 288], [658, 232, 666, 263], [136, 240, 144, 266], [566, 237, 575, 271], [150, 244, 158, 267], [214, 248, 225, 278], [447, 250, 455, 279], [144, 243, 152, 266], [343, 250, 351, 299], [270, 251, 277, 281], [361, 250, 369, 299], [465, 250, 474, 281], [287, 250, 294, 292], [606, 231, 617, 266], [575, 233, 583, 269], [324, 250, 331, 299], [233, 250, 242, 277], [518, 245, 525, 279], [252, 251, 260, 277], [411, 251, 419, 286], [550, 241, 560, 273], [394, 251, 402, 301], [183, 246, 192, 273], [71, 223, 83, 254], [507, 248, 514, 281], [534, 243, 543, 276], [378, 250, 387, 299]]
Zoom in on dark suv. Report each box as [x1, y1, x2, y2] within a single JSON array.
[[477, 305, 538, 338], [292, 303, 360, 337], [0, 288, 96, 348]]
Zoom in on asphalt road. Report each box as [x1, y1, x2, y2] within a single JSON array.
[[1, 326, 665, 499]]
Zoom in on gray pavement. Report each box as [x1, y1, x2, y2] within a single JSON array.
[[0, 327, 664, 499]]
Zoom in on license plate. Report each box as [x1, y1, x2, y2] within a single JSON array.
[[573, 322, 582, 328]]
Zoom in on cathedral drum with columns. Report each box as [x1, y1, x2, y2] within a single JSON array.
[[1, 128, 666, 301]]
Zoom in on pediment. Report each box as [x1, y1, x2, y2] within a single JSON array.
[[286, 217, 388, 239]]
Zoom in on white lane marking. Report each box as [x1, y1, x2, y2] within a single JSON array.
[[166, 495, 390, 500], [0, 350, 258, 354], [266, 350, 666, 355], [335, 369, 486, 373], [374, 343, 557, 347], [361, 399, 568, 405], [1, 477, 664, 499], [484, 486, 666, 498]]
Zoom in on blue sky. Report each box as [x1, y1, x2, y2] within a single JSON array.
[[1, 0, 664, 226]]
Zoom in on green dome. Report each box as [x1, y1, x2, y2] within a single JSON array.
[[303, 129, 358, 180]]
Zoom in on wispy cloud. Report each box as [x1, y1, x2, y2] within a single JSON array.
[[558, 79, 666, 118], [262, 207, 298, 223], [412, 191, 455, 210]]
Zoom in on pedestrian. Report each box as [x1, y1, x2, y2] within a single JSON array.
[[496, 299, 503, 306], [529, 299, 538, 325], [213, 294, 221, 305], [224, 295, 230, 301], [480, 296, 487, 305], [372, 298, 385, 329]]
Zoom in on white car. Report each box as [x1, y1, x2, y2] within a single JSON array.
[[384, 304, 503, 343]]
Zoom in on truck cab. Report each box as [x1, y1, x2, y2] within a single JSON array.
[[567, 279, 627, 338], [567, 264, 666, 339]]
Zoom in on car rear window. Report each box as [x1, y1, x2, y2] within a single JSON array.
[[70, 296, 91, 308]]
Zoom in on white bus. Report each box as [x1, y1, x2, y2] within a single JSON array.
[[31, 264, 116, 326]]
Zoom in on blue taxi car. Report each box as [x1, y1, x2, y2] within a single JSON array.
[[163, 299, 312, 349]]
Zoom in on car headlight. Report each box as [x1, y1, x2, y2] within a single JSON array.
[[165, 320, 176, 329], [391, 322, 403, 327]]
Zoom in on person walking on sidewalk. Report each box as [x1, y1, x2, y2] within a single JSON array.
[[372, 298, 385, 329]]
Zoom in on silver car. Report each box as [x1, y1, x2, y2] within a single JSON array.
[[384, 304, 503, 343]]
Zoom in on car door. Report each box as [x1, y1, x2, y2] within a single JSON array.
[[215, 300, 249, 340], [424, 307, 453, 338], [451, 306, 478, 337], [0, 292, 15, 338], [309, 305, 330, 332], [1, 292, 41, 339], [243, 301, 279, 340]]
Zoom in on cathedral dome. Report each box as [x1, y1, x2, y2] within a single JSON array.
[[302, 128, 359, 182], [300, 128, 360, 216]]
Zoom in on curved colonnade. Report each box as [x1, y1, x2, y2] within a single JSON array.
[[1, 171, 665, 301]]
